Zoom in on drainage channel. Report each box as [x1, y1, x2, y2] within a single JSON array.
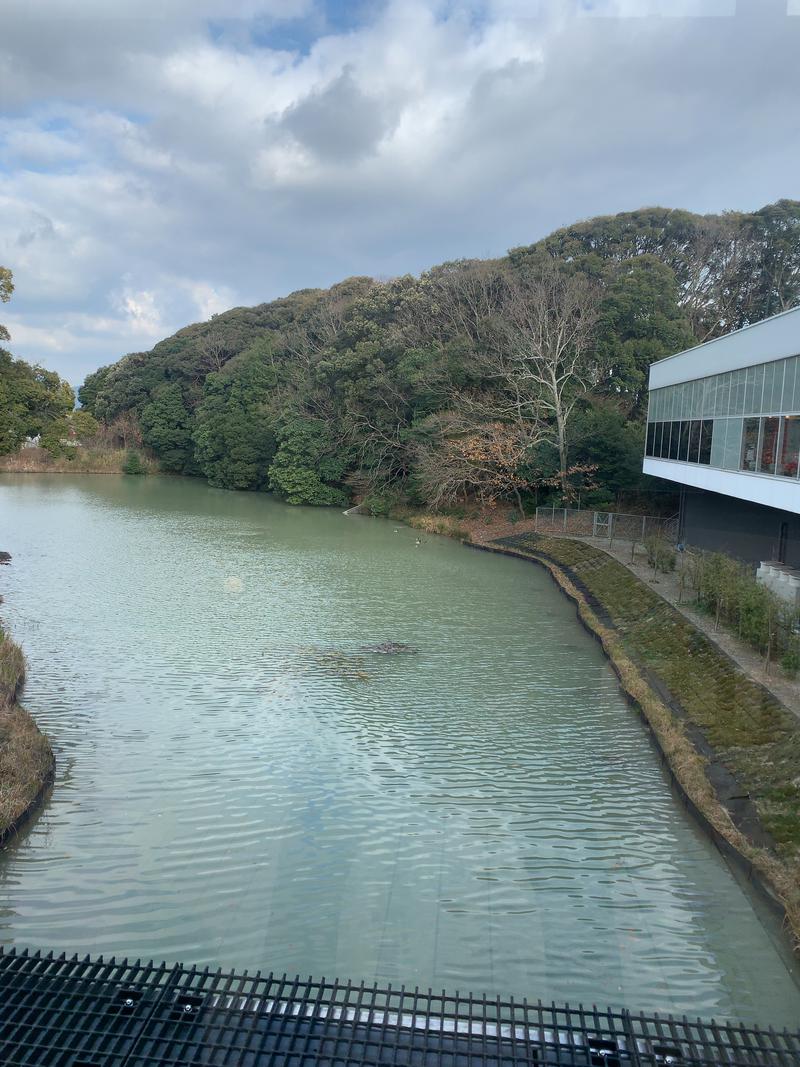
[[0, 949, 797, 1066]]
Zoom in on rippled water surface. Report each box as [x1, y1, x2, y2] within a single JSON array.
[[0, 475, 798, 1025]]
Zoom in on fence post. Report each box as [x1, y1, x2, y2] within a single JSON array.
[[563, 509, 568, 533], [641, 516, 646, 543]]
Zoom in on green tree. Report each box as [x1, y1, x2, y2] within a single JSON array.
[[0, 266, 13, 343], [594, 256, 695, 418], [122, 450, 147, 475], [268, 419, 348, 506], [193, 341, 278, 490], [0, 350, 74, 454], [569, 404, 647, 502], [77, 365, 111, 415], [139, 383, 196, 472]]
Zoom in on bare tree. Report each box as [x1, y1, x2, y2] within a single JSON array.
[[495, 263, 600, 498], [195, 331, 234, 378], [412, 414, 545, 514]]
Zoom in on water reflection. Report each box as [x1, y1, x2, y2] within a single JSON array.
[[0, 474, 798, 1026]]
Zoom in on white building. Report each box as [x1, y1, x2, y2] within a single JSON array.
[[643, 304, 800, 570]]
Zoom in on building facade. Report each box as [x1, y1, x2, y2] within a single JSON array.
[[643, 305, 800, 568]]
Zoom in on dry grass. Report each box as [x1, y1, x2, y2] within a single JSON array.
[[405, 514, 471, 540], [0, 629, 54, 840], [0, 446, 157, 474]]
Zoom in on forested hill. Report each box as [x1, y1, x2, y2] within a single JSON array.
[[79, 200, 800, 511]]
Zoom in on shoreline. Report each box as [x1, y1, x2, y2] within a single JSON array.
[[471, 540, 799, 941], [424, 519, 800, 953], [0, 447, 157, 476], [0, 620, 55, 845]]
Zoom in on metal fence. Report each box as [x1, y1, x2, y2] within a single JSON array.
[[1, 948, 798, 1066], [534, 507, 678, 544]]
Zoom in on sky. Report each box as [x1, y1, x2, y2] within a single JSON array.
[[1, 0, 799, 386]]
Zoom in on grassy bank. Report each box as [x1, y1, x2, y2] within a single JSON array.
[[483, 531, 800, 945], [0, 622, 54, 841], [0, 446, 157, 475]]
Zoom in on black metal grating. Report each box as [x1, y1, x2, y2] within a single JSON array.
[[0, 949, 798, 1067]]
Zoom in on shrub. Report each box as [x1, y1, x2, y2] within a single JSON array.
[[122, 450, 146, 475], [686, 548, 796, 663], [781, 643, 800, 678], [644, 535, 675, 574], [362, 490, 401, 517]]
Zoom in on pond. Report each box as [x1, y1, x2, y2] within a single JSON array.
[[0, 474, 798, 1026]]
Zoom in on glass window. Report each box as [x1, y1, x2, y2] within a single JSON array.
[[686, 380, 695, 417], [741, 417, 760, 471], [678, 420, 690, 462], [753, 363, 767, 413], [723, 419, 743, 469], [701, 377, 713, 418], [665, 421, 674, 457], [688, 420, 702, 463], [738, 369, 750, 413], [714, 374, 730, 417], [654, 422, 664, 457], [789, 357, 800, 413], [777, 416, 800, 478], [746, 369, 759, 413], [668, 421, 680, 460], [758, 416, 780, 474], [780, 358, 793, 411], [699, 419, 713, 465], [710, 419, 725, 467], [772, 360, 786, 413], [762, 361, 778, 414], [646, 421, 655, 457]]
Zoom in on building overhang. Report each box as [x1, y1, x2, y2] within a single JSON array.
[[643, 458, 800, 515], [648, 306, 800, 390]]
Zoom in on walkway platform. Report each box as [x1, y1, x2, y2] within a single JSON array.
[[0, 949, 798, 1066]]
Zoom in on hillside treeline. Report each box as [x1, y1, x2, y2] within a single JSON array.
[[78, 200, 800, 512], [0, 267, 80, 456]]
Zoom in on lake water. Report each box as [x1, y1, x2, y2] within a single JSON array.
[[0, 475, 798, 1026]]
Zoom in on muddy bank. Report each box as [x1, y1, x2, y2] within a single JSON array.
[[0, 620, 54, 845]]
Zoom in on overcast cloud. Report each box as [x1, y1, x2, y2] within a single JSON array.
[[0, 0, 798, 385]]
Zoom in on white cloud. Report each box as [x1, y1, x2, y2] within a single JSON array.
[[112, 286, 166, 337], [0, 0, 798, 386], [179, 280, 238, 320]]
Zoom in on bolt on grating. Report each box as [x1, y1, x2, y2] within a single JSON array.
[[0, 949, 798, 1067]]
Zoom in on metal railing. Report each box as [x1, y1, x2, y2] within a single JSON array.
[[0, 948, 797, 1066], [534, 507, 678, 544]]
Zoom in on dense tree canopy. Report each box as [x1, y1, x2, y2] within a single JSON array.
[[0, 267, 76, 456], [69, 198, 800, 511]]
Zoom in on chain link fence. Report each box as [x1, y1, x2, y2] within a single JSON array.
[[534, 506, 678, 544]]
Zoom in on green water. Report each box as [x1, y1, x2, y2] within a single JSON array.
[[0, 475, 798, 1026]]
